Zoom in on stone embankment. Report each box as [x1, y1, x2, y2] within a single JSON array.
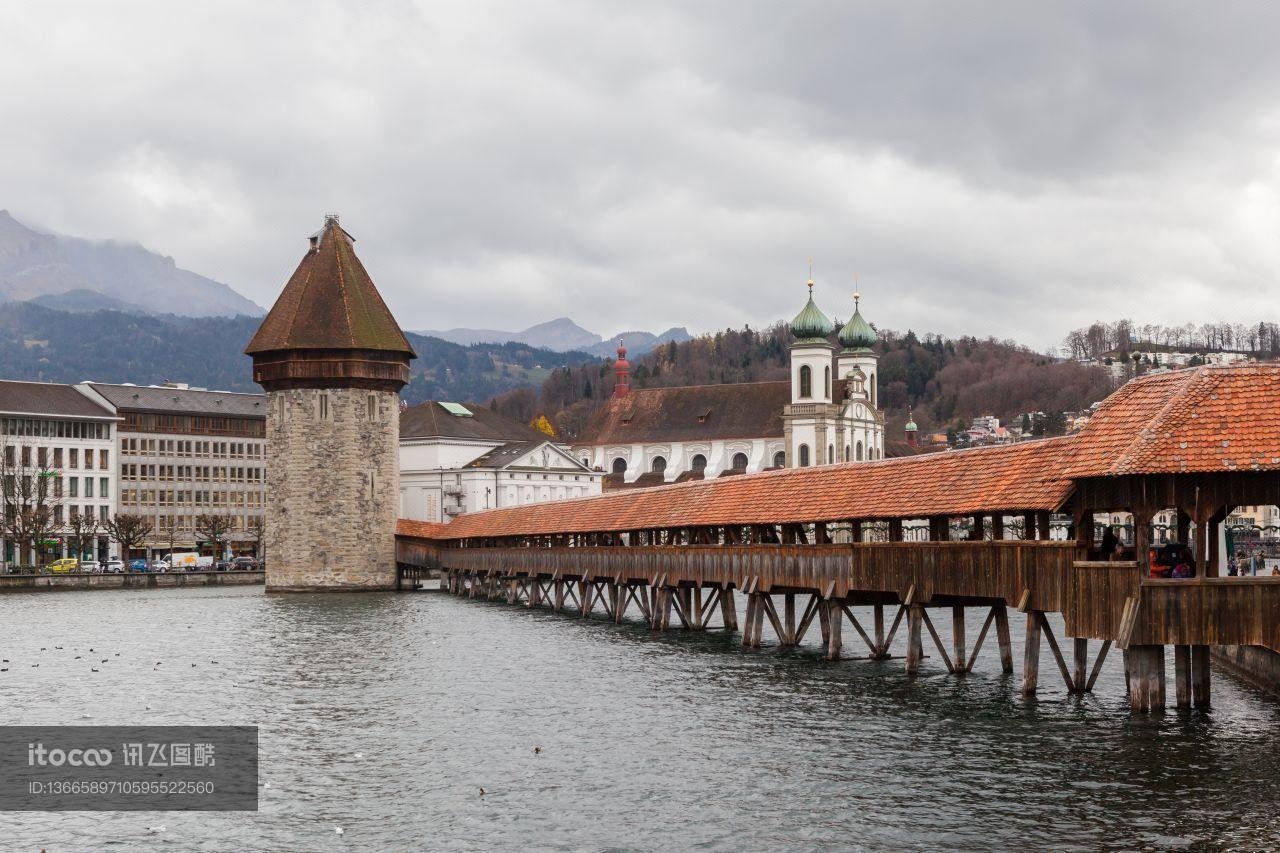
[[0, 571, 264, 592], [1214, 645, 1280, 698]]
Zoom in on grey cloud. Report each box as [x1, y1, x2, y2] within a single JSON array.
[[1, 0, 1279, 351]]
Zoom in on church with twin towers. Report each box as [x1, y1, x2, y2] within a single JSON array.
[[247, 217, 883, 589]]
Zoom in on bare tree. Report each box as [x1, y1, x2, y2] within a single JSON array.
[[194, 513, 233, 564], [248, 514, 265, 562], [65, 511, 100, 567], [104, 513, 153, 562], [1, 441, 62, 570]]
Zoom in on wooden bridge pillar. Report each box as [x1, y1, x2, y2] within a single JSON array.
[[872, 604, 892, 659], [553, 579, 565, 611], [825, 599, 842, 660], [994, 607, 1013, 673], [1022, 611, 1041, 696], [741, 592, 765, 648], [1126, 645, 1166, 712], [904, 605, 924, 676], [1073, 637, 1087, 689], [951, 606, 967, 673], [719, 587, 738, 632], [529, 578, 543, 608], [1192, 644, 1211, 708], [1174, 644, 1191, 708]]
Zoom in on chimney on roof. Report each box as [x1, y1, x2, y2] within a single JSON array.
[[613, 340, 631, 398]]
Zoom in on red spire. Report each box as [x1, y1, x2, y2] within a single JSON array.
[[613, 340, 631, 397]]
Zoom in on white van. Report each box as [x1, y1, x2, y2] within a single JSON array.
[[168, 552, 199, 572], [196, 555, 215, 570]]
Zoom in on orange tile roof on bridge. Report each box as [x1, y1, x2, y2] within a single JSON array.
[[398, 437, 1076, 541], [1062, 363, 1280, 476]]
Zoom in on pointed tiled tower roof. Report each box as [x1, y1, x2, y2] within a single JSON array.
[[246, 215, 415, 357], [247, 216, 415, 391]]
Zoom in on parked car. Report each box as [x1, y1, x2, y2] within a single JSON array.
[[103, 558, 124, 573], [49, 557, 80, 574], [128, 559, 149, 572], [153, 559, 171, 572], [231, 557, 258, 570]]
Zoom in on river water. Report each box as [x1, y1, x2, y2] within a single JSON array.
[[0, 585, 1277, 851]]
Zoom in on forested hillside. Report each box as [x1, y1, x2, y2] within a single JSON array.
[[0, 303, 595, 405], [491, 323, 1114, 441]]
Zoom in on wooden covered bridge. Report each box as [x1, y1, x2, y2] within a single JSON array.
[[396, 364, 1280, 712]]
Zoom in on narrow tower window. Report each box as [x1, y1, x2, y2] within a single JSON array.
[[319, 393, 331, 421], [799, 365, 812, 398], [799, 444, 810, 467], [824, 366, 831, 398], [367, 394, 378, 421]]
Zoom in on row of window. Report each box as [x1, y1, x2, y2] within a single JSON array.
[[5, 446, 109, 470], [51, 505, 110, 524], [142, 514, 261, 534], [122, 413, 264, 439], [120, 489, 263, 508], [6, 474, 112, 500], [610, 451, 764, 475], [0, 418, 111, 440], [121, 437, 263, 459], [796, 442, 880, 466], [120, 464, 264, 483], [57, 476, 110, 499]]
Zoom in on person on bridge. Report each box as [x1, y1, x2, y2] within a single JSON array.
[[1100, 526, 1119, 559]]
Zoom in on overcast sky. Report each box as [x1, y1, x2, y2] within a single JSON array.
[[3, 2, 1280, 350]]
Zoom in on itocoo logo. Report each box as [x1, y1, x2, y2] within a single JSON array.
[[27, 743, 113, 767]]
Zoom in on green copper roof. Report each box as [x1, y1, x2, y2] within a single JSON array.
[[838, 297, 877, 350], [905, 412, 918, 431], [790, 284, 834, 342]]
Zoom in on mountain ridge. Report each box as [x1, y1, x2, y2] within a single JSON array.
[[417, 316, 692, 357], [0, 210, 264, 318]]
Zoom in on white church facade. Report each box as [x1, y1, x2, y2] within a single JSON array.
[[573, 282, 885, 486]]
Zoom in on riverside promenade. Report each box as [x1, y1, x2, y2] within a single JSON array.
[[396, 364, 1280, 712], [0, 570, 264, 592]]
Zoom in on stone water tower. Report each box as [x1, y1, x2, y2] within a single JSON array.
[[246, 216, 416, 591]]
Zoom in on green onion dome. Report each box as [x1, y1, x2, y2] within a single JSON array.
[[905, 411, 918, 432], [790, 282, 834, 342], [838, 292, 877, 350]]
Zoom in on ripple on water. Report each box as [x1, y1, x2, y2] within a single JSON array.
[[0, 587, 1277, 851]]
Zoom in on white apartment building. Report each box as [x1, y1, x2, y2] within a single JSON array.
[[0, 380, 120, 567], [400, 401, 602, 523], [77, 383, 267, 558]]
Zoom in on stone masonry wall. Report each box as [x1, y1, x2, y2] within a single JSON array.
[[265, 386, 400, 591]]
